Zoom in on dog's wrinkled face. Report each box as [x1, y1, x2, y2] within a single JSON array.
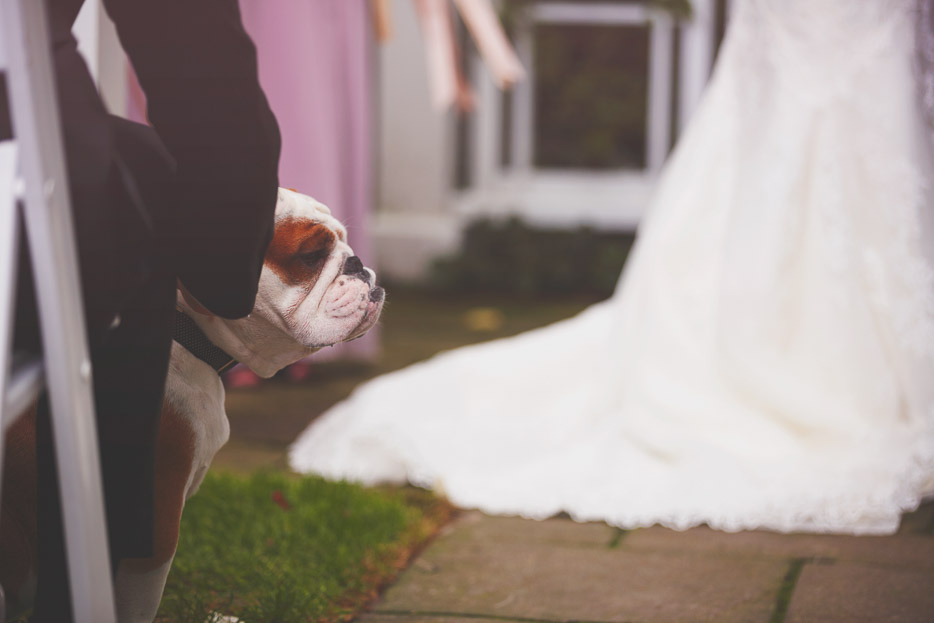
[[243, 189, 383, 367]]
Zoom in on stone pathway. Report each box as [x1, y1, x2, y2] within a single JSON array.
[[358, 501, 934, 623]]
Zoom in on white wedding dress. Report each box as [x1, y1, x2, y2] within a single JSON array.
[[290, 0, 934, 534]]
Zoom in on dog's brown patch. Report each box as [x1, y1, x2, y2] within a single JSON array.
[[264, 217, 337, 287], [0, 400, 198, 582], [121, 401, 196, 573]]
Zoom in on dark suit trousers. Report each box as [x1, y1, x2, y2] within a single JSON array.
[[23, 120, 178, 622], [32, 265, 175, 623]]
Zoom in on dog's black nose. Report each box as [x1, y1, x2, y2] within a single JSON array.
[[342, 256, 365, 276]]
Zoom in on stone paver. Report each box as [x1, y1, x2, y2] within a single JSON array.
[[361, 502, 934, 623], [624, 526, 934, 570], [786, 561, 934, 623], [437, 510, 617, 548], [374, 530, 786, 622]]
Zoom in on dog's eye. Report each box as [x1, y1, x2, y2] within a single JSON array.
[[299, 249, 328, 267]]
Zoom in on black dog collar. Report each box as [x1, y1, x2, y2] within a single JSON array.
[[173, 309, 237, 374]]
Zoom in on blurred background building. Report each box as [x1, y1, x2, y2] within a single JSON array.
[[376, 0, 730, 281], [71, 0, 731, 299]]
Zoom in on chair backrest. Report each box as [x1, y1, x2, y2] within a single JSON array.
[[0, 0, 117, 620]]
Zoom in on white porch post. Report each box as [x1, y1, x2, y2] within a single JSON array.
[[510, 10, 535, 173], [73, 0, 99, 77], [646, 12, 673, 171], [470, 52, 501, 191], [96, 7, 126, 116], [72, 0, 127, 116], [677, 0, 715, 132]]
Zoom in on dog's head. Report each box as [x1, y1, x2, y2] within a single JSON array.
[[259, 188, 384, 348], [182, 188, 384, 377]]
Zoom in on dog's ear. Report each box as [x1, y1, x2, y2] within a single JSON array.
[[177, 280, 213, 317]]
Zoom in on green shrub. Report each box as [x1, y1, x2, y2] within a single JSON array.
[[429, 217, 635, 297]]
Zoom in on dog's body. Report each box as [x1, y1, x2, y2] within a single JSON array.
[[1, 189, 384, 622]]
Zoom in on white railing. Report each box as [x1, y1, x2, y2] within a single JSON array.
[[0, 0, 117, 619]]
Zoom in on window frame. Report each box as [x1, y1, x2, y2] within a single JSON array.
[[510, 2, 674, 174]]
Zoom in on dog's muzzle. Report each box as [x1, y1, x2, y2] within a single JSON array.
[[343, 255, 385, 303]]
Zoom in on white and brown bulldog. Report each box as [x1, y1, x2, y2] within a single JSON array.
[[0, 188, 384, 622]]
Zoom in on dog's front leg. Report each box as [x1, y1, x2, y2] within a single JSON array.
[[113, 402, 196, 622], [114, 556, 176, 623]]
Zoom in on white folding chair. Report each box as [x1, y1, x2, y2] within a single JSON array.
[[0, 0, 117, 620]]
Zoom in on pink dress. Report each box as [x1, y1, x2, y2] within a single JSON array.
[[239, 0, 379, 364]]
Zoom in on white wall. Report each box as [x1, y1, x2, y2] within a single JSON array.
[[373, 0, 461, 280], [377, 0, 453, 216]]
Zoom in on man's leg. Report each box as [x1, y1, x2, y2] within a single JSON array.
[[30, 148, 173, 619], [31, 262, 174, 622]]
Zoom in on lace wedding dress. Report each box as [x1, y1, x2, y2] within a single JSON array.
[[290, 0, 934, 534]]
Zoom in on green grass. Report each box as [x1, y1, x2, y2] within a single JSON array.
[[157, 471, 452, 623]]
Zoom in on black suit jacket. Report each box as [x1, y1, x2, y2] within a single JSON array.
[[3, 0, 281, 336]]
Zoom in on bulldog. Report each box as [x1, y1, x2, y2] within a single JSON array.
[[0, 188, 384, 622]]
